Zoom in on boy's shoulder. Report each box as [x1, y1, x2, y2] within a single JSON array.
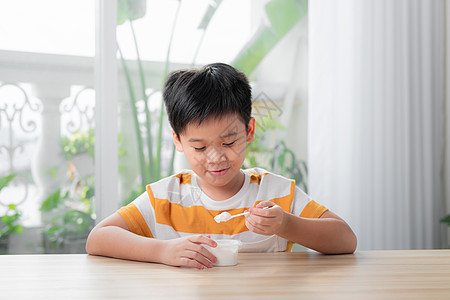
[[243, 167, 297, 202], [243, 167, 295, 185], [146, 169, 194, 202], [149, 169, 194, 187]]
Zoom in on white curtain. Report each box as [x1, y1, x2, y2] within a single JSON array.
[[308, 0, 446, 250]]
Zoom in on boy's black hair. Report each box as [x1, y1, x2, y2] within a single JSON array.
[[163, 63, 252, 137]]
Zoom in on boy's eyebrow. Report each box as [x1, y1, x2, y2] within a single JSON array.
[[188, 138, 204, 142], [187, 132, 238, 143], [219, 131, 238, 138]]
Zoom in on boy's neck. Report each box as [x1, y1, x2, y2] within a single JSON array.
[[197, 170, 245, 201]]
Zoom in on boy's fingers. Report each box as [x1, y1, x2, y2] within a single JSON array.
[[256, 201, 274, 208], [201, 248, 217, 265], [249, 206, 273, 217], [180, 257, 206, 270], [250, 215, 274, 226], [186, 236, 217, 264], [189, 243, 217, 265], [184, 250, 214, 268], [190, 235, 217, 248], [245, 216, 266, 234]]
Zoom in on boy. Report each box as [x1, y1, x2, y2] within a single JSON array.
[[86, 63, 357, 269]]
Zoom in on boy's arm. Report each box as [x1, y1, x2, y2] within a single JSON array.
[[245, 202, 357, 254], [86, 212, 217, 269]]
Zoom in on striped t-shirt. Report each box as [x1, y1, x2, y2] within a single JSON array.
[[117, 168, 327, 252]]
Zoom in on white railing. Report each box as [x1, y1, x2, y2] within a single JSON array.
[[0, 50, 94, 228], [0, 50, 192, 226]]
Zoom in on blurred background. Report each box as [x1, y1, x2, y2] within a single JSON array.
[[0, 0, 448, 254]]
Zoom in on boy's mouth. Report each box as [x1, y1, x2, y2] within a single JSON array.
[[208, 168, 229, 177]]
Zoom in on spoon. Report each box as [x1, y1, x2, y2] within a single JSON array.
[[214, 211, 249, 223], [214, 207, 269, 223]]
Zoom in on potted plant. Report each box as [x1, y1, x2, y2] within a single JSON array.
[[0, 174, 24, 254], [40, 175, 95, 254], [40, 129, 95, 253]]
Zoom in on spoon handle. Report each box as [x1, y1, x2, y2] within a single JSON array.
[[229, 206, 269, 220], [229, 211, 249, 219]]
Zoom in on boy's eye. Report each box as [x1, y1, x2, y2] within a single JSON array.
[[223, 141, 236, 147], [194, 146, 206, 151]]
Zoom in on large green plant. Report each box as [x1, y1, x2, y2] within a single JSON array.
[[117, 0, 224, 198], [231, 0, 309, 191], [118, 0, 308, 199]]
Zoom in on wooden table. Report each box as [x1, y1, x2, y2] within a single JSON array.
[[1, 250, 450, 299]]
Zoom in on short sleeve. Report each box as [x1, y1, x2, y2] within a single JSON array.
[[290, 186, 328, 218], [117, 191, 154, 238]]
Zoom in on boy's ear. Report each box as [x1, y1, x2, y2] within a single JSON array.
[[246, 117, 256, 143], [172, 131, 184, 152]]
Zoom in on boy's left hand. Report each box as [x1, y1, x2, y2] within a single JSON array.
[[245, 201, 288, 236]]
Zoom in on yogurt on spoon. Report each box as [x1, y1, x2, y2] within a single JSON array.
[[214, 207, 268, 223]]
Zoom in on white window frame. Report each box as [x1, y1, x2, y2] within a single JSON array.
[[94, 0, 118, 222]]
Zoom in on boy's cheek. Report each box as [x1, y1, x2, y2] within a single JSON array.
[[190, 155, 207, 169]]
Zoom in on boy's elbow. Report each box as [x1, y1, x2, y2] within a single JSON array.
[[351, 234, 357, 253], [338, 221, 357, 254], [326, 229, 357, 255], [85, 229, 98, 255], [344, 235, 357, 254], [341, 231, 357, 254]]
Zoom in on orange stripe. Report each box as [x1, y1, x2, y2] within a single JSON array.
[[299, 200, 328, 218], [284, 194, 326, 252], [285, 241, 294, 252], [172, 173, 192, 185], [254, 180, 296, 212], [280, 181, 296, 252], [146, 182, 296, 235], [117, 203, 153, 238], [247, 171, 269, 184]]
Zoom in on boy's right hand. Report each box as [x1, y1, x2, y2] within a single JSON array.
[[159, 235, 217, 269]]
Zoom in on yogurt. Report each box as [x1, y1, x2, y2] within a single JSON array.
[[214, 212, 232, 223], [205, 239, 241, 266]]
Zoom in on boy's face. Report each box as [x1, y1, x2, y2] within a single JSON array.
[[173, 114, 255, 196]]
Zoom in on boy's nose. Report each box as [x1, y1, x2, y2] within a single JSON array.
[[204, 145, 226, 164]]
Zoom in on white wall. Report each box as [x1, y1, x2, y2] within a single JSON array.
[[309, 0, 446, 250]]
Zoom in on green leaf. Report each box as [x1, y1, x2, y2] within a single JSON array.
[[40, 189, 62, 211], [117, 0, 147, 26], [44, 226, 63, 237], [278, 151, 286, 167], [0, 174, 15, 191], [49, 166, 58, 178], [63, 210, 94, 235], [13, 225, 23, 234], [1, 215, 12, 225], [265, 0, 304, 37], [231, 0, 307, 76], [231, 25, 278, 76], [197, 0, 222, 30], [441, 215, 450, 225], [81, 186, 95, 200]]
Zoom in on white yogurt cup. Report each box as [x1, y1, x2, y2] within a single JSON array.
[[205, 239, 241, 266]]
